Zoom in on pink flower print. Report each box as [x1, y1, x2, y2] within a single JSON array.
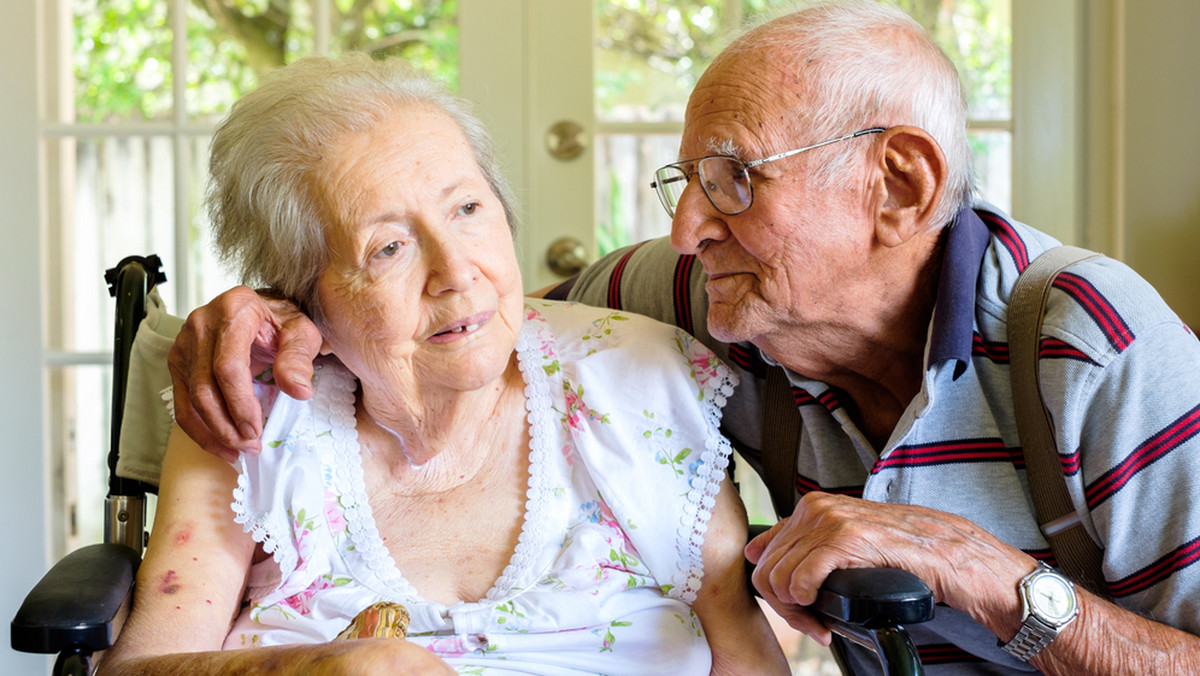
[[560, 382, 609, 431], [324, 489, 347, 536], [561, 444, 575, 466], [279, 574, 348, 616], [689, 353, 720, 389], [426, 634, 489, 657]]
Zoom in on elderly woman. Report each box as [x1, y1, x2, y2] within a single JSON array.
[[98, 55, 787, 675]]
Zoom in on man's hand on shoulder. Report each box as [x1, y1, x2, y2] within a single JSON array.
[[167, 286, 323, 462]]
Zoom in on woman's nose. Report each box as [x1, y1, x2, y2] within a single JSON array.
[[669, 180, 730, 255], [425, 233, 477, 296]]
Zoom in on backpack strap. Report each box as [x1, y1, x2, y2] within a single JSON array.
[[1009, 245, 1107, 593], [761, 365, 801, 518]]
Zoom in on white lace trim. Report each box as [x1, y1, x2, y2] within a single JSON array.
[[488, 315, 556, 600], [671, 352, 738, 605], [324, 321, 553, 603], [231, 469, 299, 579]]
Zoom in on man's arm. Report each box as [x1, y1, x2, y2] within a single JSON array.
[[746, 492, 1200, 674], [168, 286, 322, 461]]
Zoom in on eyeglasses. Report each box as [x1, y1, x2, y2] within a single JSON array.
[[650, 127, 886, 217]]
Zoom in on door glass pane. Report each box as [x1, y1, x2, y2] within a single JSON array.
[[74, 0, 174, 123], [595, 133, 677, 254], [329, 0, 460, 89], [52, 136, 176, 354], [48, 364, 112, 556], [595, 1, 731, 123], [186, 0, 461, 123]]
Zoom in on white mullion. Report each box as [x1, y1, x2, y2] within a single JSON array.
[[42, 123, 214, 137], [171, 0, 190, 313], [315, 0, 331, 55]]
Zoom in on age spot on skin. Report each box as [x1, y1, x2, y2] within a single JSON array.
[[160, 569, 183, 595]]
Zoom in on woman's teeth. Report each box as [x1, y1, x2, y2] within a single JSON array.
[[446, 322, 480, 335]]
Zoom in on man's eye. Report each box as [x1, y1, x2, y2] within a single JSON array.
[[374, 241, 400, 258]]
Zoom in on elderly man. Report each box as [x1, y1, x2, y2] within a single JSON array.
[[170, 1, 1200, 673]]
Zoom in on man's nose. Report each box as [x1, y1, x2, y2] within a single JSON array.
[[669, 180, 729, 255]]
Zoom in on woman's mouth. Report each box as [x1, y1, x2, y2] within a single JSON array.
[[438, 322, 481, 336], [428, 312, 494, 342]]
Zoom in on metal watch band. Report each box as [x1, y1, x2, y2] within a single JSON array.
[[1000, 617, 1056, 661]]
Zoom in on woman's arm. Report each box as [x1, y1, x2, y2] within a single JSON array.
[[98, 425, 457, 676], [97, 424, 258, 673], [691, 474, 790, 676]]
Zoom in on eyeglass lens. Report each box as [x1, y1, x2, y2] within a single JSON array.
[[653, 157, 752, 217]]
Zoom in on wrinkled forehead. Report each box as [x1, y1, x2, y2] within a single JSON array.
[[681, 50, 812, 159]]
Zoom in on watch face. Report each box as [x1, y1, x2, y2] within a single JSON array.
[[1029, 572, 1077, 624]]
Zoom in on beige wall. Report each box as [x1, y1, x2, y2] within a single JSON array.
[[1121, 0, 1200, 326], [1085, 0, 1200, 327]]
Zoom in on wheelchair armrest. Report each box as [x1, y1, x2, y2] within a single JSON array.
[[746, 523, 935, 676], [813, 567, 935, 628], [11, 543, 141, 655]]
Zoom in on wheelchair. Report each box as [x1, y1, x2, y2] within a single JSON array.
[[11, 255, 935, 676]]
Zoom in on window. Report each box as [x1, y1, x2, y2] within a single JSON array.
[[45, 0, 459, 557]]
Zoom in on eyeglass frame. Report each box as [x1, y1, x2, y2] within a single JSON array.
[[650, 127, 887, 218]]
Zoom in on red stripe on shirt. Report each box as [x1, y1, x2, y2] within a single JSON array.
[[605, 242, 647, 310], [1086, 404, 1200, 509], [980, 212, 1030, 271], [672, 255, 696, 336], [1053, 273, 1134, 352], [1109, 535, 1200, 597]]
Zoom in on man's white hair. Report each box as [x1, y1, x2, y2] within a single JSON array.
[[723, 0, 975, 227]]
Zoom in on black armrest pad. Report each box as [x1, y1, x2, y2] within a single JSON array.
[[813, 568, 935, 628], [11, 543, 140, 654]]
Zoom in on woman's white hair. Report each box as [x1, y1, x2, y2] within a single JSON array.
[[207, 53, 518, 324], [728, 0, 975, 227]]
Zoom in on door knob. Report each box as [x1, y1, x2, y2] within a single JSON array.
[[546, 120, 586, 161], [546, 236, 589, 277]]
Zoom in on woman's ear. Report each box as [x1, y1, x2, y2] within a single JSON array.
[[870, 126, 947, 248]]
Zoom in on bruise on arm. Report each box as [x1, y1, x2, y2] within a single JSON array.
[[100, 425, 257, 669]]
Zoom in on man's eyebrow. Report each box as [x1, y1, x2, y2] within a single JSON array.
[[706, 137, 741, 157]]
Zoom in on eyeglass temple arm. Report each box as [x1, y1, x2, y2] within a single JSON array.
[[745, 127, 887, 169]]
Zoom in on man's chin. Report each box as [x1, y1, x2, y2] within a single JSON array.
[[706, 305, 756, 344]]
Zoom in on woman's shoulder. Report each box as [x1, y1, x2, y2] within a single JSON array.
[[523, 298, 707, 359], [521, 298, 735, 405]]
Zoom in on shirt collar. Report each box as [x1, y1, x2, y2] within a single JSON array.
[[928, 206, 992, 379]]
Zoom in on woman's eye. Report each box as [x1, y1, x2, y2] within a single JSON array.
[[374, 241, 400, 259], [458, 202, 479, 216]]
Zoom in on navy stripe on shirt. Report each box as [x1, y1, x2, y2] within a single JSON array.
[[606, 242, 647, 310], [1053, 272, 1135, 352], [794, 473, 864, 498], [672, 254, 697, 336], [1110, 534, 1200, 597], [1086, 402, 1200, 509], [873, 438, 1023, 473], [980, 211, 1031, 271], [726, 343, 767, 376]]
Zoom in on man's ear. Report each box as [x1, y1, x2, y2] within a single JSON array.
[[870, 126, 947, 248]]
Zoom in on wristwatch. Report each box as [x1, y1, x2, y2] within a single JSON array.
[[999, 563, 1079, 661]]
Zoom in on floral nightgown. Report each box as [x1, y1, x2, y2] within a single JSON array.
[[223, 299, 738, 675]]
